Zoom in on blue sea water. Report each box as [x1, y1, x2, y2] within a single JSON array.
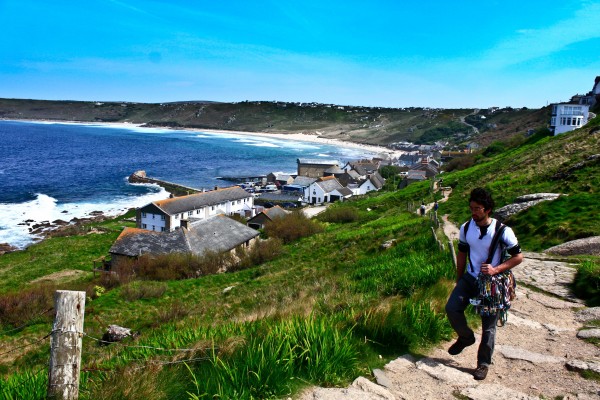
[[0, 120, 378, 248]]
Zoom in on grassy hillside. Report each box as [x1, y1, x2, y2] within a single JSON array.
[[1, 114, 598, 399], [440, 116, 600, 251], [0, 98, 546, 146]]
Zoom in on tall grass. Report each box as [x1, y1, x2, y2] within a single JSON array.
[[186, 315, 359, 399], [572, 259, 600, 306]]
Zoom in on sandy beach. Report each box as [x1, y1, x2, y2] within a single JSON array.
[[198, 128, 405, 159]]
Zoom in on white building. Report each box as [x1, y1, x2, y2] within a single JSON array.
[[136, 186, 254, 232], [550, 103, 590, 135]]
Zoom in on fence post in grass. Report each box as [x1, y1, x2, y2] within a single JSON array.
[[48, 290, 86, 400], [449, 240, 457, 268]]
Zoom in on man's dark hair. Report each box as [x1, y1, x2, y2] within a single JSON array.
[[469, 187, 495, 211]]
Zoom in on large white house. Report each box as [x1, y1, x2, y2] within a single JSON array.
[[136, 186, 254, 232], [550, 103, 590, 135]]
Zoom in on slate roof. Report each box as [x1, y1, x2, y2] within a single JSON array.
[[335, 187, 353, 196], [317, 178, 344, 193], [151, 186, 251, 216], [110, 215, 259, 258], [292, 176, 318, 186], [406, 170, 427, 180], [324, 165, 345, 174], [263, 205, 290, 219]]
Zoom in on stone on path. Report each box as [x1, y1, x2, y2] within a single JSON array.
[[461, 383, 540, 400], [415, 358, 477, 386], [372, 369, 393, 389], [498, 345, 566, 364], [576, 307, 600, 323], [566, 359, 600, 374], [576, 328, 600, 339]]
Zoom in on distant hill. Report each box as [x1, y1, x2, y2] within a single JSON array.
[[0, 98, 549, 146]]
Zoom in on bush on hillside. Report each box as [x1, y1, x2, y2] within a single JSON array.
[[317, 206, 360, 223], [0, 285, 55, 328], [442, 154, 476, 172], [115, 251, 235, 282], [233, 238, 285, 271], [264, 211, 323, 244]]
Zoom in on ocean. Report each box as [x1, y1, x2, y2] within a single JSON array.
[[0, 120, 378, 249]]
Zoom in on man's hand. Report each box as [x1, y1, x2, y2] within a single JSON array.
[[480, 263, 497, 275]]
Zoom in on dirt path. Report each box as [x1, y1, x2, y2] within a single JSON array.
[[298, 214, 600, 400]]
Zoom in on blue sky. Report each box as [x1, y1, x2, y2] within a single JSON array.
[[1, 0, 599, 108]]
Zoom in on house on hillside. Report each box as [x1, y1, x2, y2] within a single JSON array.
[[350, 172, 386, 195], [297, 158, 339, 178], [109, 215, 259, 271], [247, 205, 290, 230], [550, 76, 598, 135], [398, 170, 427, 189], [137, 186, 254, 232], [306, 176, 352, 205], [550, 103, 590, 135]]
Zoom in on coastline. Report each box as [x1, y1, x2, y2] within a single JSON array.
[[7, 119, 404, 159]]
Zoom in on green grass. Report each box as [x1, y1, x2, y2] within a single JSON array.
[[2, 118, 599, 398]]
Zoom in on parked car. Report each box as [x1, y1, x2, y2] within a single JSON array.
[[282, 202, 298, 208], [263, 202, 275, 208]]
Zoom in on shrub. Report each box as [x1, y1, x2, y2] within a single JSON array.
[[442, 154, 476, 172], [116, 251, 235, 282], [0, 285, 54, 329], [264, 211, 323, 244], [120, 281, 167, 301], [233, 238, 285, 271], [317, 206, 360, 223]]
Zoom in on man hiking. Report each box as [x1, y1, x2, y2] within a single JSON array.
[[445, 187, 523, 380]]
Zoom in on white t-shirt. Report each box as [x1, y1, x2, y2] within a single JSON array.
[[459, 218, 519, 278]]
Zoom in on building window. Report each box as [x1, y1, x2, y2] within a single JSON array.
[[188, 211, 193, 216], [175, 214, 179, 219], [152, 225, 155, 231], [142, 223, 147, 229], [152, 214, 155, 219], [142, 212, 147, 218], [161, 227, 165, 232], [161, 215, 165, 220]]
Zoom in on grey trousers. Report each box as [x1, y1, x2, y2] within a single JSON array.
[[445, 273, 499, 366]]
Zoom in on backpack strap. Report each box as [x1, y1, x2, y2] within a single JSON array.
[[462, 220, 475, 273], [486, 222, 506, 265]]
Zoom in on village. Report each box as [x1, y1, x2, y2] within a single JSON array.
[[100, 151, 443, 273]]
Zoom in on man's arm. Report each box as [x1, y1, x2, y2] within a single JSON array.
[[481, 253, 523, 276], [456, 251, 467, 283]]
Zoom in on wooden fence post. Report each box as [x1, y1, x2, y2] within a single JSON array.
[[449, 240, 457, 268], [48, 290, 86, 400]]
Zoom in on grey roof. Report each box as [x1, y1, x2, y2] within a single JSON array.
[[347, 170, 361, 179], [110, 215, 259, 257], [324, 165, 345, 174], [317, 178, 344, 193], [263, 206, 290, 219], [336, 187, 353, 196], [292, 176, 318, 186], [406, 170, 427, 180], [150, 186, 251, 216], [370, 172, 386, 189], [297, 158, 339, 166]]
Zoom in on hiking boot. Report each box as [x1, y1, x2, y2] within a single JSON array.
[[473, 365, 489, 380], [447, 337, 476, 355]]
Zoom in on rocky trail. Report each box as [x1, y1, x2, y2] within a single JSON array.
[[298, 205, 600, 399]]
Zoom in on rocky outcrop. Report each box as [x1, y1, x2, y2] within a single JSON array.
[[494, 193, 561, 222], [546, 236, 600, 256]]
